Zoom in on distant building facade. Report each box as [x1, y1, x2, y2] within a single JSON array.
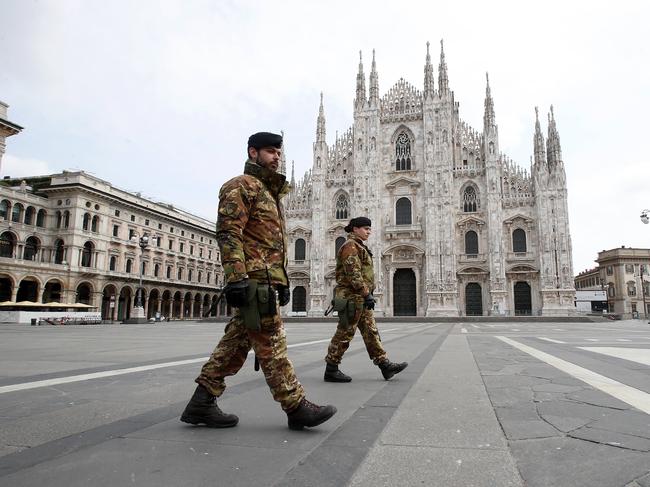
[[0, 171, 226, 321], [284, 42, 575, 317], [0, 101, 23, 173], [577, 247, 650, 318]]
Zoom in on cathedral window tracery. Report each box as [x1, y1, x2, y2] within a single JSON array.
[[335, 193, 349, 220], [462, 185, 479, 212], [395, 133, 412, 170]]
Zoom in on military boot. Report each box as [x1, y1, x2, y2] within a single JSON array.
[[378, 360, 408, 380], [180, 385, 239, 428], [286, 398, 337, 431], [324, 363, 352, 383]]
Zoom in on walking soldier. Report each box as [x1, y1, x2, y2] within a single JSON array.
[[181, 132, 336, 430], [324, 216, 408, 382]]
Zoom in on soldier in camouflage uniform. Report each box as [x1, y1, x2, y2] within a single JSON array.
[[324, 217, 408, 382], [181, 132, 336, 430]]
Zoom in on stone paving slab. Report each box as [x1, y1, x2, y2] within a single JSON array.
[[348, 333, 523, 486], [470, 335, 650, 487]]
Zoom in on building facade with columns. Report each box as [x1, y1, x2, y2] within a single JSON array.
[[284, 42, 575, 317], [0, 171, 226, 321], [574, 247, 650, 319]]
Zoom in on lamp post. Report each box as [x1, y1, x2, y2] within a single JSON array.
[[640, 210, 649, 321], [130, 233, 155, 323], [600, 277, 609, 315]]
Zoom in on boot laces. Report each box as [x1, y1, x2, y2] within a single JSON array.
[[301, 398, 320, 411]]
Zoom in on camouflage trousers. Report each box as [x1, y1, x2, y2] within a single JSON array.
[[325, 306, 388, 366], [196, 310, 305, 412]]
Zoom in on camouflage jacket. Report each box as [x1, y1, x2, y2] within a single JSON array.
[[216, 160, 290, 286], [335, 233, 374, 299]]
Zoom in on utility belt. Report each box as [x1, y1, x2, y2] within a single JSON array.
[[240, 279, 277, 332]]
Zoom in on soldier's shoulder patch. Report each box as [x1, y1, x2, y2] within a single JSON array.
[[339, 241, 358, 258]]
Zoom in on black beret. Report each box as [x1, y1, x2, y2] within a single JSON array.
[[248, 132, 283, 150], [344, 216, 372, 232]]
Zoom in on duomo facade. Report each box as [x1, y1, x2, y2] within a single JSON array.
[[283, 42, 575, 317]]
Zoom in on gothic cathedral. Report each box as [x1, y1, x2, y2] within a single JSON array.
[[284, 42, 575, 317]]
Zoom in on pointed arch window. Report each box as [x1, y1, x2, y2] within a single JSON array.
[[56, 211, 63, 229], [63, 211, 70, 229], [396, 197, 412, 225], [83, 213, 91, 231], [335, 193, 349, 220], [395, 133, 412, 170], [91, 215, 99, 232], [512, 229, 527, 253], [465, 231, 478, 255], [462, 186, 479, 212], [295, 238, 306, 261]]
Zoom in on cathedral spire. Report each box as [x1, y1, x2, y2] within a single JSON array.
[[290, 160, 295, 186], [355, 50, 366, 110], [546, 105, 562, 169], [279, 129, 287, 175], [316, 92, 326, 143], [423, 41, 434, 99], [438, 39, 449, 96], [369, 49, 379, 107], [533, 107, 546, 168], [483, 72, 495, 129]]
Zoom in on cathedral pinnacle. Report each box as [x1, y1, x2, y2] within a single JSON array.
[[438, 39, 449, 95], [546, 105, 562, 169], [533, 106, 546, 168], [424, 41, 435, 99], [316, 92, 326, 143], [279, 129, 287, 175], [355, 50, 367, 110], [291, 160, 295, 186], [483, 72, 496, 129], [369, 49, 379, 107]]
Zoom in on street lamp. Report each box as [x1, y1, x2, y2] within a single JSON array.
[[130, 232, 156, 322], [641, 209, 650, 322], [600, 277, 609, 315]]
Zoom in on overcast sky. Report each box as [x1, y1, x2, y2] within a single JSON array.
[[1, 0, 649, 275]]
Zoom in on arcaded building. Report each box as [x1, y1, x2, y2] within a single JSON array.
[[0, 171, 226, 321]]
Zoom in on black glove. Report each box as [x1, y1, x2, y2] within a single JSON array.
[[277, 285, 290, 307], [224, 279, 249, 308], [363, 294, 376, 310]]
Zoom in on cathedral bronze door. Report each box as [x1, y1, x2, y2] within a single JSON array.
[[465, 283, 483, 316], [514, 281, 532, 315], [393, 268, 416, 316]]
